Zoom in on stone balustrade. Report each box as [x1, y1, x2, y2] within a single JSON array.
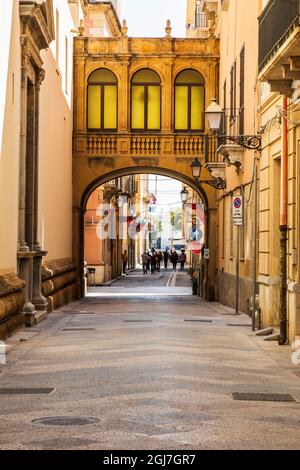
[[75, 133, 208, 159]]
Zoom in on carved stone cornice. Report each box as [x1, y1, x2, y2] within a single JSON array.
[[20, 3, 54, 47], [21, 35, 44, 72], [36, 68, 46, 89], [86, 3, 121, 38], [19, 1, 54, 73]]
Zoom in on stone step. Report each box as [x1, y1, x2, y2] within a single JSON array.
[[256, 327, 273, 336], [35, 310, 47, 325], [264, 333, 280, 342]]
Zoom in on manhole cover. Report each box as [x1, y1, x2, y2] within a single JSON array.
[[32, 416, 99, 426], [0, 388, 54, 395], [184, 319, 212, 323], [232, 392, 296, 402]]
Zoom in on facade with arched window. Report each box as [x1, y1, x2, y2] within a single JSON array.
[[84, 64, 207, 136]]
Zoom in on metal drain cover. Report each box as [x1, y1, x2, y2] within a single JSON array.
[[184, 319, 212, 323], [0, 388, 54, 395], [32, 416, 99, 426], [62, 328, 96, 331], [226, 324, 251, 327], [232, 392, 296, 402], [124, 320, 153, 323]]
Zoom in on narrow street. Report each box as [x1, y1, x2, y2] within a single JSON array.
[[87, 269, 192, 296], [1, 271, 300, 450]]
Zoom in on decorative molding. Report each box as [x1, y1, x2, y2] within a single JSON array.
[[37, 68, 46, 88], [204, 161, 226, 180], [258, 275, 280, 286], [20, 2, 54, 51], [288, 282, 300, 294]]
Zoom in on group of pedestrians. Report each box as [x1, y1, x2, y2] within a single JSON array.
[[141, 248, 187, 274]]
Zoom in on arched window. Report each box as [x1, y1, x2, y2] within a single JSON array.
[[87, 69, 117, 130], [131, 69, 161, 131], [175, 69, 205, 132]]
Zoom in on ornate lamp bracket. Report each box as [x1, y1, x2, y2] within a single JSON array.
[[195, 178, 227, 190], [220, 134, 262, 151]]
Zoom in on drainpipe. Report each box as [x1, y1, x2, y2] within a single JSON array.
[[279, 96, 288, 345], [252, 160, 258, 331]]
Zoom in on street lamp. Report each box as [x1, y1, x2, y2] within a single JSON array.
[[205, 98, 261, 150], [191, 158, 201, 181], [180, 187, 189, 203], [190, 157, 226, 190], [205, 98, 223, 131]]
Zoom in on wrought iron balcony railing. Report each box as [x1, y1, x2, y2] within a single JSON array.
[[259, 0, 300, 72]]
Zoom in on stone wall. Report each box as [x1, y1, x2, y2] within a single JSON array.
[[218, 271, 252, 314], [42, 259, 77, 312], [0, 273, 25, 339]]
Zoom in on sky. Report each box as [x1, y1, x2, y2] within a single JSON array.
[[121, 0, 187, 38]]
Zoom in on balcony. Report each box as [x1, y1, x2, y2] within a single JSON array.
[[74, 132, 224, 179], [75, 133, 214, 159], [258, 0, 300, 96], [217, 110, 245, 173]]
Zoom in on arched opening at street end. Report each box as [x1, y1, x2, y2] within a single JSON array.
[[76, 168, 217, 300]]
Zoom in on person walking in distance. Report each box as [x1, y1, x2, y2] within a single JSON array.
[[150, 249, 157, 275], [122, 250, 128, 275], [179, 250, 187, 271], [141, 251, 149, 275], [170, 249, 178, 272], [147, 250, 151, 272], [163, 249, 169, 270], [156, 251, 162, 273]]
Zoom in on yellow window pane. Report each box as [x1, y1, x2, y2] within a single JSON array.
[[104, 85, 117, 129], [175, 86, 188, 130], [89, 68, 117, 84], [88, 85, 101, 129], [176, 69, 204, 84], [132, 86, 145, 129], [132, 69, 160, 83], [147, 86, 160, 130], [191, 86, 204, 130]]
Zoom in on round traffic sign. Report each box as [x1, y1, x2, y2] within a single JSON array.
[[234, 197, 242, 209]]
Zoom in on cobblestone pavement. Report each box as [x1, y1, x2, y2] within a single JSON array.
[[1, 271, 300, 449]]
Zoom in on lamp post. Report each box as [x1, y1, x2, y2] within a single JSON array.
[[205, 98, 262, 150], [190, 157, 226, 190], [180, 187, 189, 204]]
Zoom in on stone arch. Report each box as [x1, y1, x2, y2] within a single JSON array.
[[74, 166, 217, 300], [81, 166, 208, 212]]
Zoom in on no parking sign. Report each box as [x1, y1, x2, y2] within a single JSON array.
[[233, 196, 243, 225]]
